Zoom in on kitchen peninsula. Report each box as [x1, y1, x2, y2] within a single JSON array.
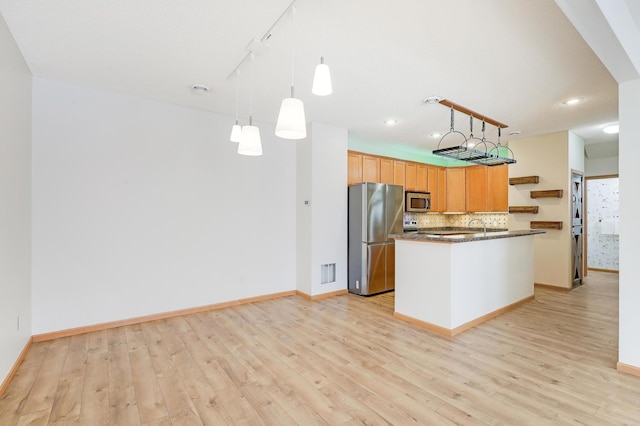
[[390, 230, 544, 336]]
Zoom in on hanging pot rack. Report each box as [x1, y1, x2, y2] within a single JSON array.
[[431, 99, 516, 166]]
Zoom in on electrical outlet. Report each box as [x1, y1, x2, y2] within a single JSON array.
[[356, 280, 360, 289]]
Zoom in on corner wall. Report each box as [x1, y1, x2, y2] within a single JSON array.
[[31, 78, 297, 334], [508, 131, 573, 288], [297, 123, 348, 296], [0, 14, 32, 385], [619, 77, 640, 370]]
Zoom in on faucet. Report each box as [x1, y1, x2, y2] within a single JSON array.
[[468, 218, 487, 235]]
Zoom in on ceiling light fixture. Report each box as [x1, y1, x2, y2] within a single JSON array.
[[312, 0, 332, 96], [603, 124, 619, 134], [563, 97, 583, 105], [275, 7, 307, 140], [384, 119, 398, 126], [191, 84, 210, 93], [238, 53, 263, 156], [230, 70, 242, 143]]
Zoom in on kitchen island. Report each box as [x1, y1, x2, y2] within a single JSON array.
[[390, 229, 544, 336]]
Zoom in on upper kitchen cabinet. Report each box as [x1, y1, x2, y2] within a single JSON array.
[[380, 158, 394, 184], [362, 155, 380, 183], [394, 161, 406, 188], [416, 164, 428, 192], [465, 165, 488, 212], [446, 167, 466, 212], [427, 166, 445, 212], [348, 152, 362, 186], [487, 165, 508, 211], [405, 163, 417, 191], [437, 167, 447, 212]]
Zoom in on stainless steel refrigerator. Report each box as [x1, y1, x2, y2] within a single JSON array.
[[348, 183, 404, 296]]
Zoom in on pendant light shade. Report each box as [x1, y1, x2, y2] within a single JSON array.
[[312, 58, 332, 96], [238, 117, 262, 156], [230, 121, 242, 143], [275, 90, 307, 139]]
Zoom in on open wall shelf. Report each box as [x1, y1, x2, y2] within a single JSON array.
[[509, 176, 539, 185], [509, 206, 539, 214], [530, 190, 563, 199], [531, 221, 563, 230]]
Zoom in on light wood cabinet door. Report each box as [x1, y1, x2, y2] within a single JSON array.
[[465, 165, 488, 212], [380, 158, 394, 184], [488, 165, 508, 211], [348, 152, 362, 186], [405, 163, 417, 191], [446, 167, 466, 212], [416, 164, 428, 192], [362, 155, 380, 183], [394, 161, 406, 188], [438, 167, 447, 212], [427, 166, 439, 211]]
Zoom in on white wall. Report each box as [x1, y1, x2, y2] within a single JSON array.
[[508, 132, 573, 288], [296, 123, 348, 296], [0, 15, 32, 385], [31, 78, 297, 334], [619, 77, 640, 369], [585, 156, 618, 176]]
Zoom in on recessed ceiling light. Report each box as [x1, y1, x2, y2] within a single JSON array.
[[384, 119, 398, 126], [424, 96, 442, 104], [191, 84, 210, 93], [509, 130, 522, 136], [603, 124, 619, 134], [563, 97, 583, 105], [430, 133, 442, 138]]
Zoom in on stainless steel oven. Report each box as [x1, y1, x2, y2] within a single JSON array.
[[405, 191, 431, 212]]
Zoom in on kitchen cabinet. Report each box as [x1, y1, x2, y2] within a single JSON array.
[[394, 161, 406, 188], [437, 167, 447, 212], [487, 165, 508, 211], [465, 165, 488, 212], [380, 158, 394, 184], [362, 155, 380, 183], [405, 163, 417, 190], [347, 152, 505, 213], [417, 164, 428, 192], [348, 152, 362, 186], [427, 166, 442, 211], [446, 167, 465, 212]]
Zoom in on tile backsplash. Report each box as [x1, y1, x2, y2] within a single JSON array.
[[405, 212, 509, 229]]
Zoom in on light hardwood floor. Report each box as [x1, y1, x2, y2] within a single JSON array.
[[1, 271, 639, 425]]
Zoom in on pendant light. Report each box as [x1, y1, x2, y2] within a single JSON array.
[[275, 7, 307, 140], [230, 70, 242, 143], [312, 0, 332, 96], [238, 53, 263, 156]]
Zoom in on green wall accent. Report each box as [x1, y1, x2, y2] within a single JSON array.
[[348, 134, 514, 167], [348, 135, 466, 166]]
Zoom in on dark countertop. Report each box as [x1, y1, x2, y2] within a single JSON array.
[[390, 228, 545, 243]]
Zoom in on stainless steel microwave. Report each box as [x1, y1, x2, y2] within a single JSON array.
[[405, 191, 431, 212]]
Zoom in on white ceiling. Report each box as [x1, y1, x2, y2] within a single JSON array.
[[0, 0, 634, 157]]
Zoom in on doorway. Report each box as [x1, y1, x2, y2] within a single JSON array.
[[585, 175, 619, 273]]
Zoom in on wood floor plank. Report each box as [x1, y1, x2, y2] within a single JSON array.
[[107, 327, 141, 426], [128, 348, 168, 424], [2, 272, 640, 425], [79, 352, 109, 425]]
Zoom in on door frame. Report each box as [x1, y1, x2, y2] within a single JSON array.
[[584, 174, 620, 275], [571, 169, 585, 285]]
